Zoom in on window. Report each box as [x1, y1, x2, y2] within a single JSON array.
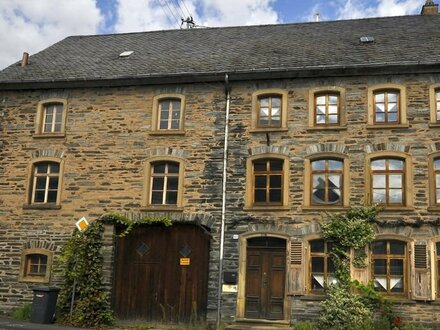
[[437, 242, 440, 298], [373, 90, 399, 124], [429, 86, 440, 125], [151, 94, 185, 133], [35, 99, 67, 136], [434, 158, 440, 205], [314, 93, 340, 125], [371, 240, 407, 295], [252, 158, 283, 206], [251, 89, 288, 131], [370, 158, 405, 206], [258, 96, 281, 128], [303, 154, 349, 209], [367, 84, 407, 127], [144, 158, 184, 209], [308, 87, 346, 128], [435, 90, 440, 122], [29, 161, 61, 205], [19, 249, 53, 283], [310, 159, 343, 206], [309, 239, 336, 292], [150, 161, 179, 205]]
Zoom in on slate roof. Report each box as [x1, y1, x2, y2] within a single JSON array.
[[1, 14, 440, 87]]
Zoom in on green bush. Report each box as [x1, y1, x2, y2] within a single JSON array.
[[292, 321, 319, 330], [319, 285, 372, 330], [11, 303, 32, 321]]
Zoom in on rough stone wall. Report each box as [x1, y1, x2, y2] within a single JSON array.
[[220, 73, 440, 325], [0, 83, 226, 313], [2, 73, 440, 324]]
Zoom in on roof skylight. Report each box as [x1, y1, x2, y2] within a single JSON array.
[[360, 36, 375, 43], [119, 51, 134, 57]]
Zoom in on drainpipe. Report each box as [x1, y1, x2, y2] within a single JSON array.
[[217, 73, 230, 327]]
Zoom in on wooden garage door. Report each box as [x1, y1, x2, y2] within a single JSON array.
[[113, 224, 210, 322]]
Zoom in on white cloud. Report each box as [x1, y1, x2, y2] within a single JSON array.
[[336, 0, 425, 20], [0, 0, 103, 69], [114, 0, 279, 33]]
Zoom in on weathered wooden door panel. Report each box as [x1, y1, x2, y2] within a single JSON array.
[[245, 237, 286, 320], [113, 225, 210, 322]]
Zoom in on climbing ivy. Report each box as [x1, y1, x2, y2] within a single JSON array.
[[318, 206, 400, 329], [57, 213, 172, 327]]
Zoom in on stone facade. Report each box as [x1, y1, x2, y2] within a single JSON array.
[[2, 70, 440, 326]]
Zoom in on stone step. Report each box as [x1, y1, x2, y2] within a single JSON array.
[[226, 322, 291, 330]]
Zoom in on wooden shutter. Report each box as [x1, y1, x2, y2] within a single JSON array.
[[351, 247, 369, 285], [411, 241, 435, 301], [286, 240, 305, 295]]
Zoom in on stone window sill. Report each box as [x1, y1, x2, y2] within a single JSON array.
[[23, 204, 61, 210], [428, 123, 440, 128], [33, 133, 66, 139], [249, 127, 289, 133], [366, 123, 409, 129], [428, 206, 440, 212], [377, 207, 414, 212], [140, 206, 184, 212], [306, 126, 347, 131], [149, 130, 185, 136], [302, 206, 349, 212], [243, 206, 290, 212]]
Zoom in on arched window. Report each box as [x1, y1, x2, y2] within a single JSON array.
[[314, 93, 340, 126], [370, 158, 405, 206], [151, 94, 185, 133], [35, 99, 67, 136], [371, 239, 408, 295], [144, 157, 184, 209], [367, 84, 407, 127], [310, 159, 343, 205], [26, 160, 63, 208], [251, 89, 288, 132]]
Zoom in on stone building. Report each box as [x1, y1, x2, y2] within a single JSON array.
[[1, 1, 440, 327]]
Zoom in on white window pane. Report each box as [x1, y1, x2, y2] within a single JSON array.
[[374, 276, 387, 291], [312, 160, 326, 170], [375, 93, 385, 103], [313, 175, 326, 189], [388, 112, 398, 122], [328, 95, 338, 104], [328, 115, 338, 123], [436, 91, 440, 100], [371, 159, 386, 170], [436, 174, 440, 187], [373, 189, 386, 203], [389, 159, 404, 170], [376, 103, 385, 113], [388, 93, 398, 102], [316, 115, 325, 124], [329, 160, 343, 170], [272, 107, 280, 116], [437, 111, 440, 121], [328, 105, 338, 114], [260, 108, 269, 116], [389, 189, 403, 203], [271, 97, 281, 107], [376, 113, 385, 122], [436, 189, 440, 203], [316, 105, 325, 115], [328, 175, 341, 188], [389, 175, 402, 188], [373, 175, 386, 188], [388, 103, 397, 113], [316, 96, 326, 105], [260, 98, 269, 107]]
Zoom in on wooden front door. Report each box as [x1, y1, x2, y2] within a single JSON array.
[[113, 224, 210, 322], [245, 237, 286, 320]]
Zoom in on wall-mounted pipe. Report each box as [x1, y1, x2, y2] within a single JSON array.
[[216, 73, 231, 327]]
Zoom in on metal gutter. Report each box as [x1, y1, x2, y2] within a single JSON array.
[[217, 73, 230, 327], [2, 62, 440, 90]]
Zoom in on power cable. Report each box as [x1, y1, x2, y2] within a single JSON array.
[[158, 0, 181, 28], [180, 0, 193, 18], [173, 0, 187, 20]]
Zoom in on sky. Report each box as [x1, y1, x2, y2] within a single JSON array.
[[0, 0, 427, 70]]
